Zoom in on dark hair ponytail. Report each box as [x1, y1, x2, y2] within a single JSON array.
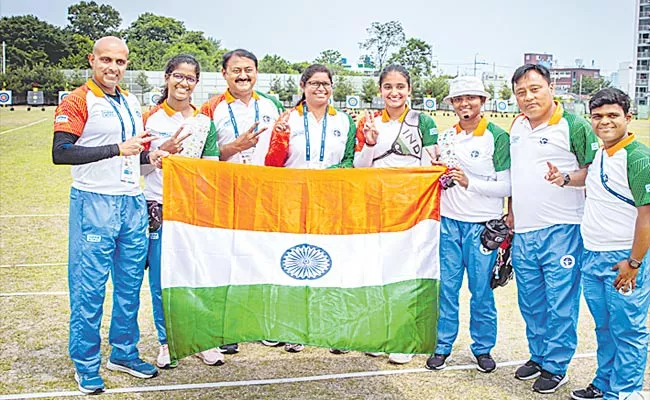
[[158, 54, 201, 105], [295, 64, 332, 107]]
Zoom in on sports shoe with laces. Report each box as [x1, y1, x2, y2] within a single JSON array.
[[195, 348, 225, 366], [106, 358, 159, 379], [471, 352, 497, 373], [261, 340, 283, 347], [74, 371, 105, 394], [425, 353, 451, 370], [570, 383, 604, 399], [329, 348, 349, 354], [514, 359, 542, 380], [217, 343, 239, 354], [284, 343, 304, 353], [156, 344, 178, 369], [388, 353, 414, 364], [532, 370, 568, 394]]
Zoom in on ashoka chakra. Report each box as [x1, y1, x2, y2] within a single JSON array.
[[280, 243, 332, 280]]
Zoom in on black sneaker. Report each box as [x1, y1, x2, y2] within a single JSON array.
[[532, 370, 568, 394], [570, 384, 604, 399], [515, 360, 542, 380], [472, 353, 496, 373], [218, 343, 239, 354], [329, 349, 349, 355], [425, 353, 451, 370]]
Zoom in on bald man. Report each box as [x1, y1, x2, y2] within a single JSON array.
[[53, 36, 162, 394]]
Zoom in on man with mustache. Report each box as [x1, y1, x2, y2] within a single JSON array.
[[200, 49, 284, 354], [201, 49, 284, 166], [508, 64, 599, 394]]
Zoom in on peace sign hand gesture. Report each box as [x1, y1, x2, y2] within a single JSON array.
[[273, 111, 291, 133], [234, 122, 267, 152], [362, 110, 379, 146], [159, 126, 192, 155]]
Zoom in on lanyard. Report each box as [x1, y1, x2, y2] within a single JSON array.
[[227, 100, 259, 138], [599, 151, 634, 206], [104, 92, 136, 142], [303, 102, 327, 162]]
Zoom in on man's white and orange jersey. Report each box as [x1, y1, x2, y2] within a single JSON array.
[[200, 89, 284, 164], [53, 79, 144, 196], [582, 134, 650, 251], [142, 100, 216, 204], [264, 103, 356, 169], [353, 107, 438, 168], [509, 103, 599, 233], [439, 117, 511, 222]]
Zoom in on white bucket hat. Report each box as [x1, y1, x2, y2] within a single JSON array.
[[444, 76, 491, 104]]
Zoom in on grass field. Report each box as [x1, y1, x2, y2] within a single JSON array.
[[0, 106, 648, 399]]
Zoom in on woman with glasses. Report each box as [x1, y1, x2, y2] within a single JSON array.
[[353, 64, 439, 365], [264, 64, 356, 353], [142, 54, 224, 369]]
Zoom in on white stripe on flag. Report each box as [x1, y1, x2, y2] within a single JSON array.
[[162, 219, 440, 289]]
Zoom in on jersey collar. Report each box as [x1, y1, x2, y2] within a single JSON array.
[[381, 105, 409, 123], [295, 102, 337, 117], [87, 79, 128, 97], [605, 133, 636, 157], [225, 89, 259, 104], [161, 100, 198, 117], [454, 116, 488, 136]]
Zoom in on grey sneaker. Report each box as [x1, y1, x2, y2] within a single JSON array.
[[284, 343, 304, 353], [471, 353, 496, 373], [425, 353, 451, 370], [571, 384, 604, 399], [532, 370, 568, 394], [514, 359, 542, 380]]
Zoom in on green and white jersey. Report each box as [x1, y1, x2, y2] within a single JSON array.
[[509, 103, 599, 233], [200, 90, 284, 165], [440, 117, 511, 222], [582, 134, 650, 251]]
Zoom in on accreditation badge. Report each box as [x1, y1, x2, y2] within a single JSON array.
[[120, 155, 138, 185]]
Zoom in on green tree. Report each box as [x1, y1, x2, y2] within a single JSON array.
[[67, 70, 88, 89], [388, 38, 432, 78], [499, 84, 513, 100], [268, 77, 283, 95], [359, 21, 406, 72], [333, 76, 356, 102], [259, 54, 294, 74], [485, 83, 495, 97], [161, 42, 215, 72], [0, 64, 67, 102], [124, 13, 186, 70], [67, 1, 121, 40], [570, 76, 611, 96], [279, 77, 300, 102], [314, 49, 344, 74], [361, 79, 378, 103], [411, 76, 426, 100], [135, 72, 152, 92], [57, 33, 94, 69], [290, 61, 311, 74], [0, 15, 70, 68], [424, 75, 451, 105]]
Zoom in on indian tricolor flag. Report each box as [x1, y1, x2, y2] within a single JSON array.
[[161, 156, 444, 360]]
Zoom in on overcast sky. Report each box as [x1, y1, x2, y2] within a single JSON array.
[[0, 0, 639, 77]]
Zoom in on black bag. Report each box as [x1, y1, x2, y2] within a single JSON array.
[[491, 234, 513, 289], [481, 217, 510, 251], [147, 200, 162, 233]]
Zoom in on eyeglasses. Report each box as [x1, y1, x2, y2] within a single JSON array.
[[306, 81, 332, 89], [169, 72, 198, 85]]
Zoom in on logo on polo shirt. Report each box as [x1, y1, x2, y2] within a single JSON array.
[[645, 184, 650, 193], [263, 115, 272, 123], [511, 136, 520, 144], [471, 150, 480, 158], [333, 129, 342, 137], [591, 142, 599, 151], [55, 115, 68, 123], [560, 255, 575, 269], [539, 137, 549, 145], [101, 110, 116, 118], [135, 110, 142, 118]]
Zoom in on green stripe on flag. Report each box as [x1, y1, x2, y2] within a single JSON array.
[[164, 279, 439, 359]]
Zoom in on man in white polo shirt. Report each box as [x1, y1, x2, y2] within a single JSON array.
[[508, 64, 599, 394], [200, 48, 284, 353], [52, 36, 165, 394], [568, 88, 650, 400], [201, 48, 284, 166]]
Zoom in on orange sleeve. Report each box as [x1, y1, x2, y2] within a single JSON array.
[[265, 119, 291, 167], [53, 87, 88, 137], [199, 95, 223, 119]]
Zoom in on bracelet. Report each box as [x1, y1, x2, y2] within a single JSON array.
[[365, 142, 376, 147]]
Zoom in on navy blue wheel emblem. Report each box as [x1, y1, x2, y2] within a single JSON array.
[[281, 243, 332, 280], [0, 93, 9, 103]]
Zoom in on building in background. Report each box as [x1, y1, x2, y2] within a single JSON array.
[[524, 53, 553, 69], [609, 62, 635, 96], [634, 0, 650, 110], [550, 66, 600, 95]]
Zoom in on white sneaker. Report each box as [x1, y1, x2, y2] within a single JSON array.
[[284, 343, 305, 353], [156, 344, 178, 369], [261, 340, 281, 347], [365, 352, 385, 357], [195, 348, 225, 366], [388, 353, 414, 364]]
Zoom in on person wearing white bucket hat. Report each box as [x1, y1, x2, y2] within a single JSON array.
[[425, 75, 511, 374]]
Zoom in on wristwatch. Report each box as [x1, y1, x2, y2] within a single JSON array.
[[560, 173, 571, 187], [628, 258, 642, 269]]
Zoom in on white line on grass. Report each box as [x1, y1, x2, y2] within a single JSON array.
[[0, 118, 49, 136], [0, 262, 67, 269], [0, 288, 150, 297], [0, 352, 602, 400], [0, 214, 67, 218]]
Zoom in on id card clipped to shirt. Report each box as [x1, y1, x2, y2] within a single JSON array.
[[120, 155, 138, 185]]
